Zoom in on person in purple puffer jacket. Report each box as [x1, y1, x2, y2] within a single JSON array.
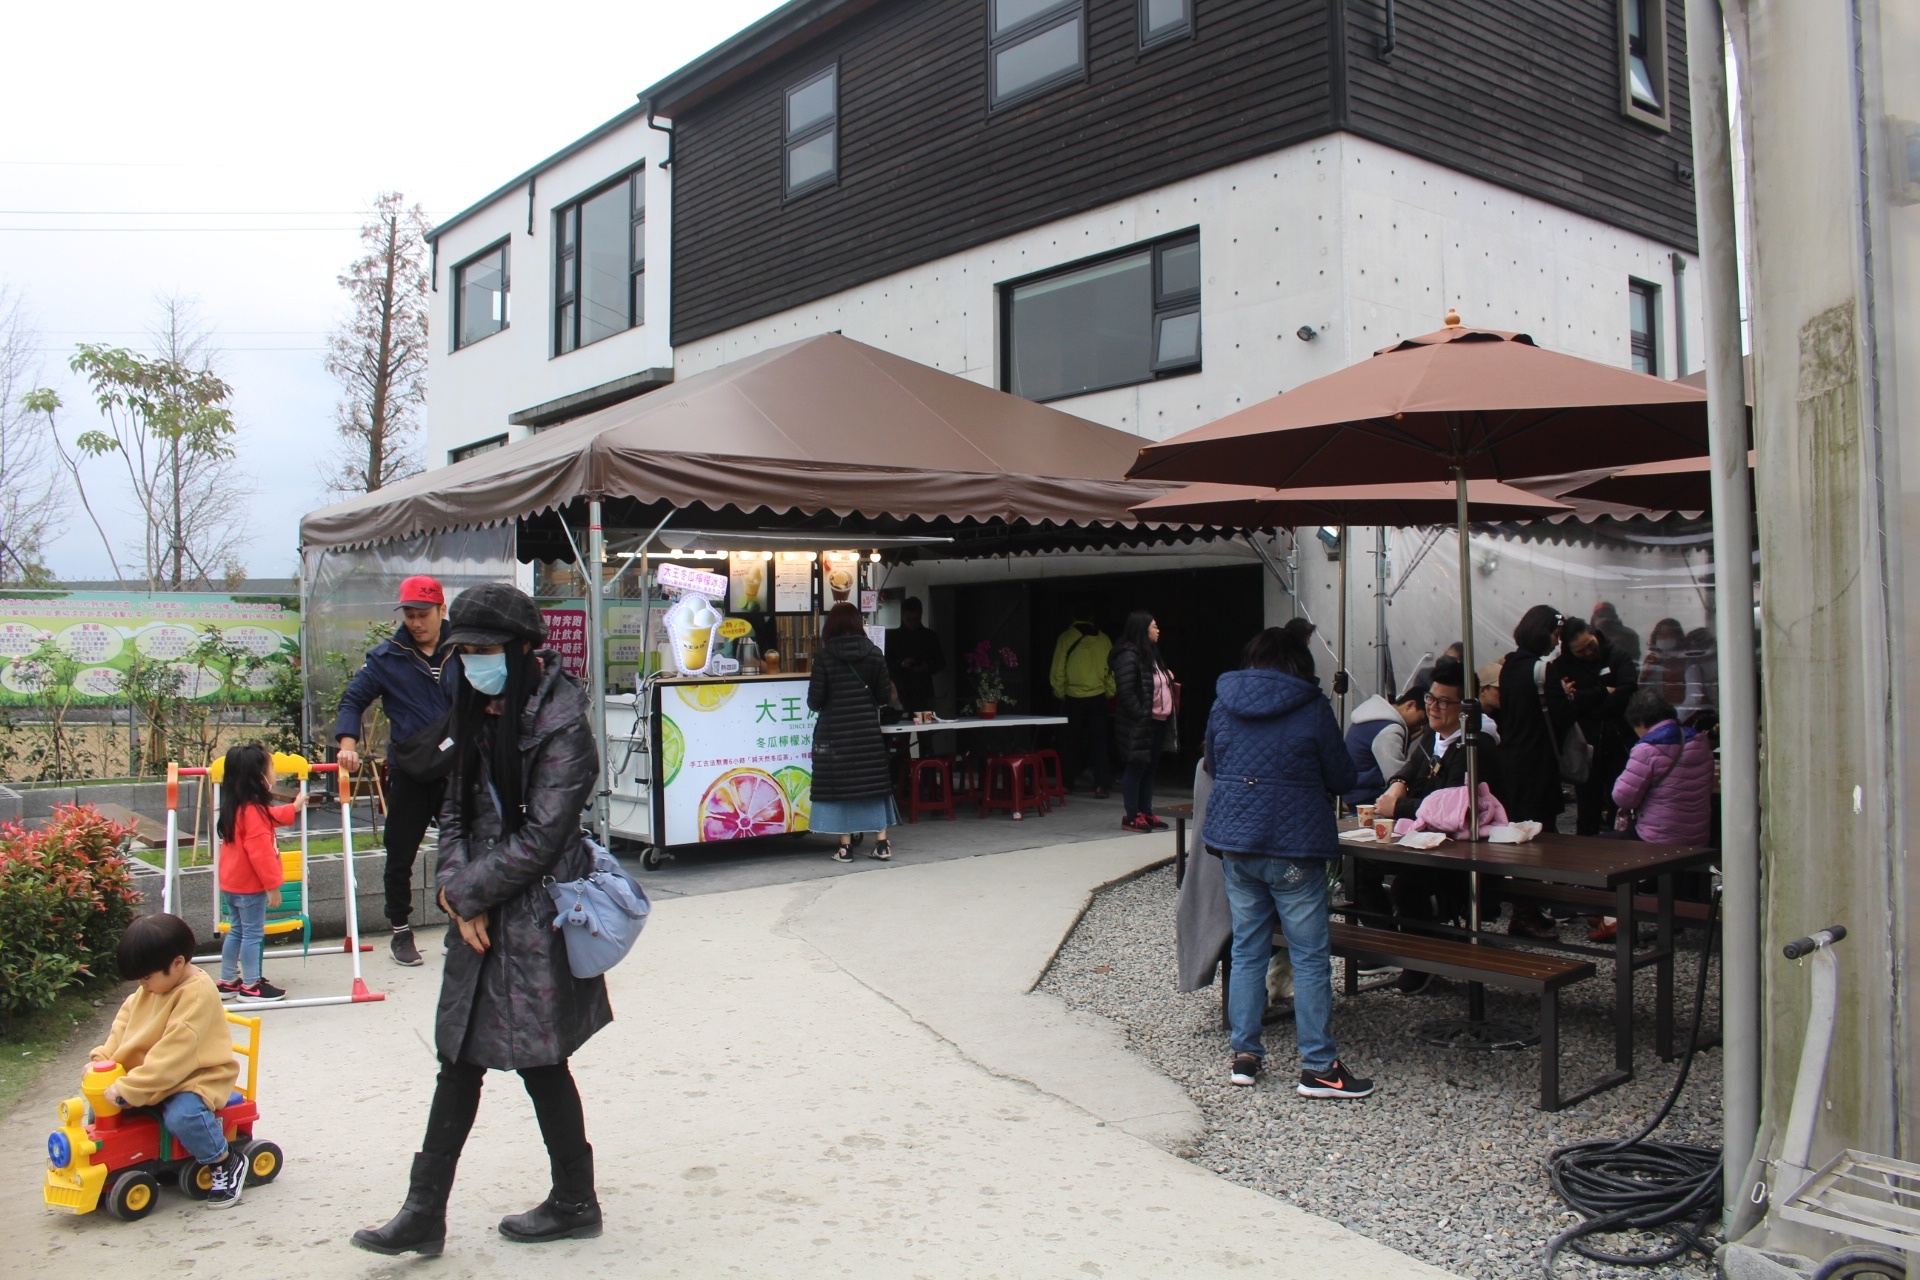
[[1611, 689, 1714, 845]]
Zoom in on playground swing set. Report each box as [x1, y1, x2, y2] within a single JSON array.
[[158, 756, 385, 1011]]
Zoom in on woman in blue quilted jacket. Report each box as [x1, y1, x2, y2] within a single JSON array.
[[1202, 622, 1373, 1100]]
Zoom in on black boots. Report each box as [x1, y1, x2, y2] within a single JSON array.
[[499, 1147, 603, 1243], [352, 1152, 456, 1256]]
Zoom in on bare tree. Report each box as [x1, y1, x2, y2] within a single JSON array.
[[60, 297, 254, 591], [0, 289, 68, 587], [326, 192, 431, 495]]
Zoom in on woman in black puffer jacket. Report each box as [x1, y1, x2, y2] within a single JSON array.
[[1110, 609, 1176, 833], [808, 602, 900, 862], [354, 584, 609, 1258]]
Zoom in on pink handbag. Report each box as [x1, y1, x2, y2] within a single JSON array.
[[1401, 783, 1509, 839]]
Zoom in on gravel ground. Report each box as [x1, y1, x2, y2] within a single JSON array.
[[1039, 864, 1722, 1280]]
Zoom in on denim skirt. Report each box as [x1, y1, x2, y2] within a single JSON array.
[[809, 794, 900, 836]]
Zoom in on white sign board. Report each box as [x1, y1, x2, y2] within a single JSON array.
[[657, 563, 727, 599], [656, 677, 814, 846]]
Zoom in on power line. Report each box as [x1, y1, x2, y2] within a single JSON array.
[[0, 225, 364, 232], [0, 208, 373, 216]]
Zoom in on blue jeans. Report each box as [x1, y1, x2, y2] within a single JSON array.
[[1222, 855, 1337, 1071], [220, 891, 268, 984], [152, 1091, 228, 1164]]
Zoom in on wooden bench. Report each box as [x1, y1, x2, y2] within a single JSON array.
[[1162, 803, 1195, 883], [1327, 921, 1596, 1111], [1494, 879, 1712, 927]]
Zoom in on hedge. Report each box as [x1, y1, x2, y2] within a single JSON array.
[[0, 805, 141, 1032]]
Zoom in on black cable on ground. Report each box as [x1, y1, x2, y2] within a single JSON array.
[[1542, 898, 1722, 1277]]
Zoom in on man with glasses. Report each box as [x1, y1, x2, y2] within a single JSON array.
[[1368, 657, 1502, 945]]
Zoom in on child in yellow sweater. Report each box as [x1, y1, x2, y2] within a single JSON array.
[[92, 913, 249, 1208]]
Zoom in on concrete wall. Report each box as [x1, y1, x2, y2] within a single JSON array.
[[425, 113, 673, 467], [675, 132, 1703, 444]]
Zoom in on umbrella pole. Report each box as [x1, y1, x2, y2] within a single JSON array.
[[1336, 525, 1349, 724], [1455, 469, 1487, 1027]]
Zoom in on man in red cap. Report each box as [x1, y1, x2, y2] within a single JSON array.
[[334, 575, 457, 967]]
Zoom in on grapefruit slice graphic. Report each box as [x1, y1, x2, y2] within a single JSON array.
[[698, 768, 789, 842]]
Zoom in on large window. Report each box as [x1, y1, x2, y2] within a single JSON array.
[[1629, 278, 1660, 376], [452, 240, 509, 350], [1138, 0, 1191, 50], [1003, 232, 1201, 402], [554, 168, 645, 355], [1618, 0, 1669, 129], [989, 0, 1085, 111], [785, 66, 838, 198]]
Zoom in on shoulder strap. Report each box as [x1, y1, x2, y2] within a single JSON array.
[[836, 653, 885, 708]]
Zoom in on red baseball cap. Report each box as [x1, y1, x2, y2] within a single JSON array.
[[394, 576, 446, 610]]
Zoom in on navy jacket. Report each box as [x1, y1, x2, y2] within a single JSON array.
[[1201, 669, 1357, 860], [332, 624, 458, 746]]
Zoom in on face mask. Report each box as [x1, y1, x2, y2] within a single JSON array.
[[463, 652, 508, 695]]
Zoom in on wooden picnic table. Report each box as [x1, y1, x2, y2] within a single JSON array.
[[1340, 828, 1714, 1101]]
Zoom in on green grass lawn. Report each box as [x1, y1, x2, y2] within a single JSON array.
[[0, 986, 118, 1115]]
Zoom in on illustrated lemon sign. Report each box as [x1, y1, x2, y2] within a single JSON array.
[[657, 676, 815, 846]]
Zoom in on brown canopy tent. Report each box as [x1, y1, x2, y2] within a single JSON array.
[[299, 333, 1172, 555]]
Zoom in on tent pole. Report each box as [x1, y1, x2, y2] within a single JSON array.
[[587, 498, 610, 844], [1376, 526, 1390, 695], [1336, 525, 1349, 728], [1688, 0, 1760, 1223]]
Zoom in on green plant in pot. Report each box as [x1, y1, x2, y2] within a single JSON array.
[[963, 642, 1019, 719]]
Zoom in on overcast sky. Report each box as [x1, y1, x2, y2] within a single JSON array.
[[3, 0, 787, 584]]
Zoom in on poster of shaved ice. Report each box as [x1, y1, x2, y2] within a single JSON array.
[[656, 676, 815, 846]]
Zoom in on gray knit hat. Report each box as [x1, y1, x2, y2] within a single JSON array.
[[445, 583, 546, 647]]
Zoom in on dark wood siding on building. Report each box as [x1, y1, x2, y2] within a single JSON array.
[[671, 0, 1333, 344], [669, 0, 1697, 347], [1341, 0, 1696, 253]]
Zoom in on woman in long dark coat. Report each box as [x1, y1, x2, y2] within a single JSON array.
[[354, 584, 610, 1257], [1493, 603, 1566, 938], [1110, 609, 1176, 833], [808, 602, 900, 862]]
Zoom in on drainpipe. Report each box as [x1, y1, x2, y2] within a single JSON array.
[[1686, 0, 1761, 1224]]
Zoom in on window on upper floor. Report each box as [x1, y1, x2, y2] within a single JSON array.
[[989, 0, 1085, 111], [450, 434, 509, 464], [452, 240, 510, 350], [1138, 0, 1191, 50], [785, 66, 838, 198], [554, 167, 645, 356], [1002, 231, 1201, 402], [1618, 0, 1669, 130], [1629, 278, 1660, 376]]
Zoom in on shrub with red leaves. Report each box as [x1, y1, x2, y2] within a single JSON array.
[[0, 805, 141, 1027]]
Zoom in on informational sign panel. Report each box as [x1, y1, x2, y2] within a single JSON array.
[[657, 563, 726, 599], [540, 608, 589, 679], [773, 555, 814, 614], [656, 677, 814, 846], [0, 592, 300, 706]]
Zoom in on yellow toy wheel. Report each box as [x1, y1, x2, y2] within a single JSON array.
[[106, 1169, 159, 1221], [247, 1140, 283, 1184], [179, 1159, 214, 1199]]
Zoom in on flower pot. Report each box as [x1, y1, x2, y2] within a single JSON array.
[[979, 702, 998, 719]]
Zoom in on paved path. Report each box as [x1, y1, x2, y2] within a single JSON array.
[[4, 837, 1454, 1279]]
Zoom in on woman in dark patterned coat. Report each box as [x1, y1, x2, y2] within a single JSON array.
[[354, 584, 610, 1257]]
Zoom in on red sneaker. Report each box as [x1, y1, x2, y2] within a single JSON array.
[[1121, 815, 1151, 833]]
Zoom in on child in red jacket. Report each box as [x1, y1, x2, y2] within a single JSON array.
[[216, 743, 306, 1003]]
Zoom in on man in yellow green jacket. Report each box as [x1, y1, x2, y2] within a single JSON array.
[[1050, 612, 1116, 797]]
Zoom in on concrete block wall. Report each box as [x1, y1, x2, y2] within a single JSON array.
[[128, 846, 449, 948]]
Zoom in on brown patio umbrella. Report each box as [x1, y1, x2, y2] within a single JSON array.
[[1560, 452, 1754, 512], [1129, 479, 1570, 727], [1128, 313, 1710, 996]]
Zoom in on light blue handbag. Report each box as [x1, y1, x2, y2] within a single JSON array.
[[545, 835, 651, 978]]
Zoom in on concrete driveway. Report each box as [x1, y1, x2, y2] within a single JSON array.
[[3, 836, 1455, 1279]]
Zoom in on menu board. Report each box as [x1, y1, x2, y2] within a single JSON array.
[[773, 555, 814, 613], [728, 552, 771, 615], [656, 676, 814, 846], [821, 551, 861, 610]]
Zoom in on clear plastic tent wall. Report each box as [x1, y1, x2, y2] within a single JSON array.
[[1284, 522, 1725, 723], [301, 526, 516, 743]]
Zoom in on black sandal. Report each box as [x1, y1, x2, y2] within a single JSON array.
[[832, 843, 853, 863], [868, 838, 893, 861]]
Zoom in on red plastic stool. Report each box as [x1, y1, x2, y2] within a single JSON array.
[[904, 757, 956, 823], [1031, 748, 1066, 805], [950, 751, 988, 799], [979, 754, 1050, 820]]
